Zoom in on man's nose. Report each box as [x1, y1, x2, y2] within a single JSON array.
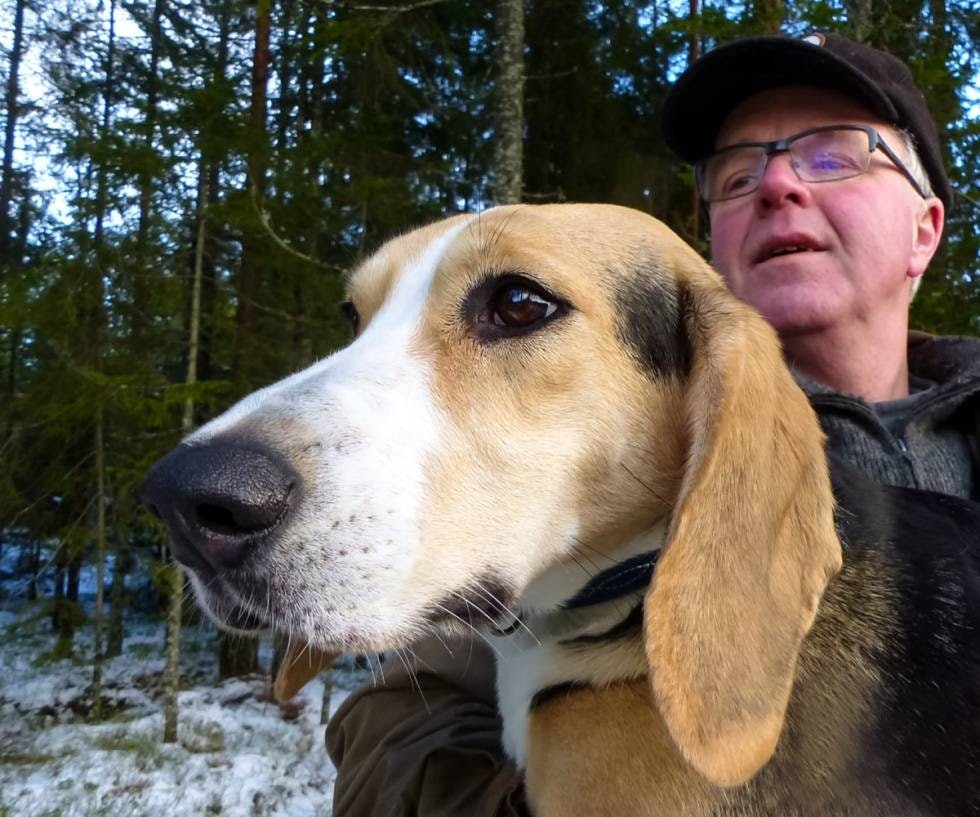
[[754, 152, 812, 211]]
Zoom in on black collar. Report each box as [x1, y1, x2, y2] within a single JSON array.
[[562, 549, 660, 610]]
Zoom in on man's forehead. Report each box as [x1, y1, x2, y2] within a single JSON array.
[[715, 84, 898, 149]]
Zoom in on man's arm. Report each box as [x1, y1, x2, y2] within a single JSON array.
[[326, 635, 529, 817]]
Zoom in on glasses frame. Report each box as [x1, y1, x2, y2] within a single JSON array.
[[695, 124, 928, 204]]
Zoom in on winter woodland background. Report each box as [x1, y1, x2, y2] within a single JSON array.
[[0, 0, 977, 814]]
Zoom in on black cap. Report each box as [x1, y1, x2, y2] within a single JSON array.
[[663, 33, 951, 209]]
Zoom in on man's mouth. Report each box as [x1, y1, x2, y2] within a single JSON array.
[[754, 239, 822, 263], [768, 245, 811, 258]]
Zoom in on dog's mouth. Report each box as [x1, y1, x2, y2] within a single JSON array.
[[188, 573, 274, 634]]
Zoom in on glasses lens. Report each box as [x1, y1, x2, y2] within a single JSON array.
[[791, 128, 871, 182], [700, 147, 767, 202]]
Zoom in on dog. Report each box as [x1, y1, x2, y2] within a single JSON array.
[[143, 204, 980, 816]]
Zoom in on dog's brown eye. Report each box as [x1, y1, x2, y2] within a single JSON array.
[[465, 274, 568, 342], [492, 285, 558, 328]]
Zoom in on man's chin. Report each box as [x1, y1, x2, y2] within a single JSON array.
[[737, 283, 841, 339]]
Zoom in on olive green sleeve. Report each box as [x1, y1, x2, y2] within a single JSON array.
[[326, 635, 529, 817]]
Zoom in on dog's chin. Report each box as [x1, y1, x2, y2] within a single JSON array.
[[187, 580, 271, 636], [205, 597, 271, 635]]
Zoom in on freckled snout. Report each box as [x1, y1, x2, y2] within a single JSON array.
[[141, 442, 297, 574]]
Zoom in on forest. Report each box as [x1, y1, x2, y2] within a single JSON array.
[[0, 0, 977, 813]]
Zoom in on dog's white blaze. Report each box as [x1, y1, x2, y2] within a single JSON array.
[[186, 221, 472, 640], [189, 220, 468, 444]]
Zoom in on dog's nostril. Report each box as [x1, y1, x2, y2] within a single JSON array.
[[196, 503, 246, 536]]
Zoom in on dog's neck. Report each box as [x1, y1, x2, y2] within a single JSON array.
[[493, 520, 668, 767], [515, 519, 668, 616]]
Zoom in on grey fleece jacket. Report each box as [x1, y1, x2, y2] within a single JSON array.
[[799, 332, 980, 501]]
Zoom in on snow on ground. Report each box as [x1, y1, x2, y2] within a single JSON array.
[[0, 603, 371, 817]]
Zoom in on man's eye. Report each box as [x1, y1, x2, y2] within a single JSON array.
[[806, 151, 861, 173], [723, 172, 759, 194], [491, 285, 558, 328]]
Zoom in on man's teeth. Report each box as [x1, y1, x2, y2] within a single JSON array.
[[769, 245, 810, 257]]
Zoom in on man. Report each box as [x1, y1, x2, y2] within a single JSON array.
[[662, 32, 977, 500], [326, 32, 980, 816]]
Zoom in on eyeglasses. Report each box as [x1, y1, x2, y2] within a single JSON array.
[[695, 124, 927, 204]]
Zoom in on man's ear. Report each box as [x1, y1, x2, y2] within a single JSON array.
[[643, 270, 841, 787], [909, 197, 944, 281]]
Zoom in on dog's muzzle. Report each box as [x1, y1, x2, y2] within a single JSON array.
[[141, 441, 297, 577]]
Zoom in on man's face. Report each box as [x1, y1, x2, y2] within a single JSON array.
[[707, 86, 943, 340]]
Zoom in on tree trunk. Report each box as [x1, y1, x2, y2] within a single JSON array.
[[219, 0, 270, 675], [54, 558, 82, 659], [233, 0, 272, 389], [844, 0, 873, 39], [162, 556, 182, 743], [688, 0, 701, 241], [0, 0, 26, 266], [491, 0, 524, 205], [0, 0, 26, 415], [50, 561, 64, 631], [93, 0, 117, 248], [137, 0, 165, 243], [79, 0, 116, 695], [275, 0, 296, 194], [219, 636, 259, 679], [751, 0, 783, 33], [28, 540, 40, 601], [127, 0, 166, 353], [198, 0, 232, 387], [163, 155, 209, 743], [90, 406, 107, 719], [105, 523, 127, 659]]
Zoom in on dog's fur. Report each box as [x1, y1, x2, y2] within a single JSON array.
[[144, 204, 980, 816]]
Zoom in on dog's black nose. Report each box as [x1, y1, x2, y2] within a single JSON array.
[[141, 442, 296, 572]]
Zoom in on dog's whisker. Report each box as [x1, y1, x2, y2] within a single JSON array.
[[392, 646, 431, 714], [425, 626, 455, 658], [431, 602, 503, 658], [468, 582, 541, 645], [448, 589, 501, 629], [570, 536, 619, 566], [620, 461, 672, 507], [404, 644, 438, 675], [452, 590, 542, 648], [465, 582, 514, 616], [375, 651, 387, 686], [565, 548, 599, 581], [568, 539, 606, 573]]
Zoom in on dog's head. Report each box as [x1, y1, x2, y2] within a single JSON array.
[[142, 203, 840, 786]]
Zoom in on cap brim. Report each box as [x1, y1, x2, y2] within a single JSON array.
[[663, 37, 899, 163]]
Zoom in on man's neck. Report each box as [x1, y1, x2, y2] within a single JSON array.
[[782, 324, 911, 403]]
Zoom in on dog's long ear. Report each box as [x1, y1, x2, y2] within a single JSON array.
[[644, 271, 841, 787]]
